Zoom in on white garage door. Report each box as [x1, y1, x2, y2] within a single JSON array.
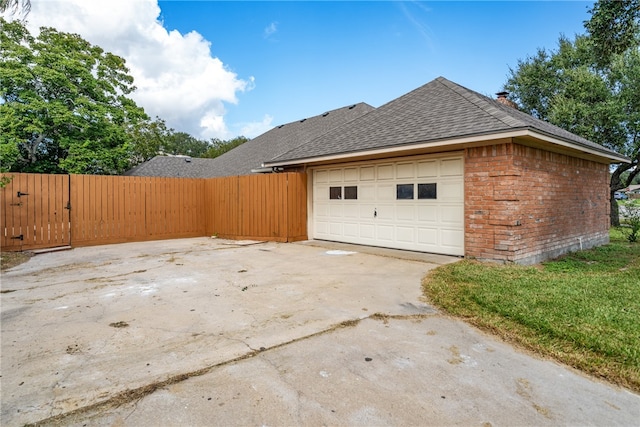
[[312, 154, 464, 256]]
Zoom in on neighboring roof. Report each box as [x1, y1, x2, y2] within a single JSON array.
[[205, 102, 375, 177], [266, 77, 628, 166], [124, 103, 375, 178], [123, 156, 218, 178]]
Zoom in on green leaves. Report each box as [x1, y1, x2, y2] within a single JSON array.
[[504, 0, 640, 224], [0, 17, 148, 174], [585, 0, 640, 68]]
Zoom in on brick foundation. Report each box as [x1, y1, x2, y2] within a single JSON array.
[[465, 142, 610, 264]]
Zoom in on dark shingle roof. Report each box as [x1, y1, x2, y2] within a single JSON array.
[[267, 77, 625, 164], [205, 102, 374, 177], [123, 156, 218, 178], [124, 103, 374, 178]]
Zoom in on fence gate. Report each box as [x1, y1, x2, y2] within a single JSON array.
[[1, 173, 71, 251]]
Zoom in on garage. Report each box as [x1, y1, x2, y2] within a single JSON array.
[[311, 154, 464, 256]]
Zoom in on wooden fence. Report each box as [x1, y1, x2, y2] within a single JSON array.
[[1, 173, 71, 251], [1, 172, 307, 251], [205, 173, 307, 242], [70, 175, 206, 247]]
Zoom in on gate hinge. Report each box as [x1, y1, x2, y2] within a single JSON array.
[[11, 234, 24, 240], [10, 202, 22, 206], [17, 191, 29, 197]]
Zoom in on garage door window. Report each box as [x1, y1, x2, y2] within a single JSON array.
[[344, 186, 358, 200], [396, 184, 414, 200], [330, 186, 342, 199], [418, 183, 437, 199]]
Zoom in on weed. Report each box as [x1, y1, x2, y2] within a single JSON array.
[[622, 205, 640, 243]]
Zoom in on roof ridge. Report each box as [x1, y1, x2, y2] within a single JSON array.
[[274, 102, 374, 128], [267, 103, 377, 163], [435, 77, 526, 129]]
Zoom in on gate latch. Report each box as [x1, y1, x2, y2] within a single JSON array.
[[17, 191, 29, 197]]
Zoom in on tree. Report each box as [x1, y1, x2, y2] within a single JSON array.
[[0, 18, 148, 174], [163, 132, 210, 157], [128, 117, 213, 163], [504, 0, 640, 226], [585, 0, 640, 67], [202, 136, 249, 159], [128, 116, 172, 164], [0, 0, 30, 17]]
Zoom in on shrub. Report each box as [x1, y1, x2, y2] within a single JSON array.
[[624, 205, 640, 243]]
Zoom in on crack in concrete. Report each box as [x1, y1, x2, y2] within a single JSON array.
[[24, 312, 436, 427]]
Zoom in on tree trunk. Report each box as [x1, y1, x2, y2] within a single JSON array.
[[610, 189, 621, 226], [610, 158, 640, 226]]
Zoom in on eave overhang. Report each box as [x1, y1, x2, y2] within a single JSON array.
[[263, 129, 630, 168]]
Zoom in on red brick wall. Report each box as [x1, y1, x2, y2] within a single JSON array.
[[465, 142, 610, 264]]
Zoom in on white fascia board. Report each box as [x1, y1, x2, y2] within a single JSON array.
[[527, 131, 630, 163], [264, 129, 629, 167]]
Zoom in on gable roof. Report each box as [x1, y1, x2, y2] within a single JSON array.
[[265, 77, 628, 166], [124, 102, 375, 178], [123, 156, 217, 178], [205, 102, 374, 177]]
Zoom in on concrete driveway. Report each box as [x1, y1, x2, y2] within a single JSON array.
[[1, 238, 638, 426]]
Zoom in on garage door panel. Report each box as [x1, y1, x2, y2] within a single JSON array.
[[439, 180, 464, 200], [377, 225, 394, 241], [344, 168, 358, 182], [360, 185, 375, 200], [360, 224, 375, 239], [377, 164, 394, 180], [376, 183, 395, 200], [396, 226, 415, 243], [312, 155, 464, 256], [315, 203, 329, 217], [376, 206, 394, 220], [441, 229, 464, 254], [360, 167, 375, 181], [396, 205, 415, 221], [418, 205, 438, 222], [440, 205, 464, 224], [359, 204, 375, 219], [417, 228, 438, 245], [343, 204, 359, 218], [396, 163, 415, 179], [417, 160, 438, 178], [343, 223, 359, 237], [329, 169, 343, 182], [314, 187, 328, 202], [315, 221, 329, 235], [441, 158, 463, 176], [329, 204, 343, 217], [315, 170, 329, 183], [329, 222, 343, 235]]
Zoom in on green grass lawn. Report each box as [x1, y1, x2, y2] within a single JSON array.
[[422, 228, 640, 392]]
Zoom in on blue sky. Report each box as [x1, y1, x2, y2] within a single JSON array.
[[157, 0, 593, 135], [19, 1, 595, 139]]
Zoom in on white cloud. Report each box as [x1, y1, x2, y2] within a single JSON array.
[[264, 21, 278, 38], [239, 114, 274, 139], [19, 0, 253, 140]]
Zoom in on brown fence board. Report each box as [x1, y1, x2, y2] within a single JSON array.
[[1, 173, 70, 251], [2, 172, 306, 252], [70, 175, 206, 247], [204, 173, 307, 242]]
